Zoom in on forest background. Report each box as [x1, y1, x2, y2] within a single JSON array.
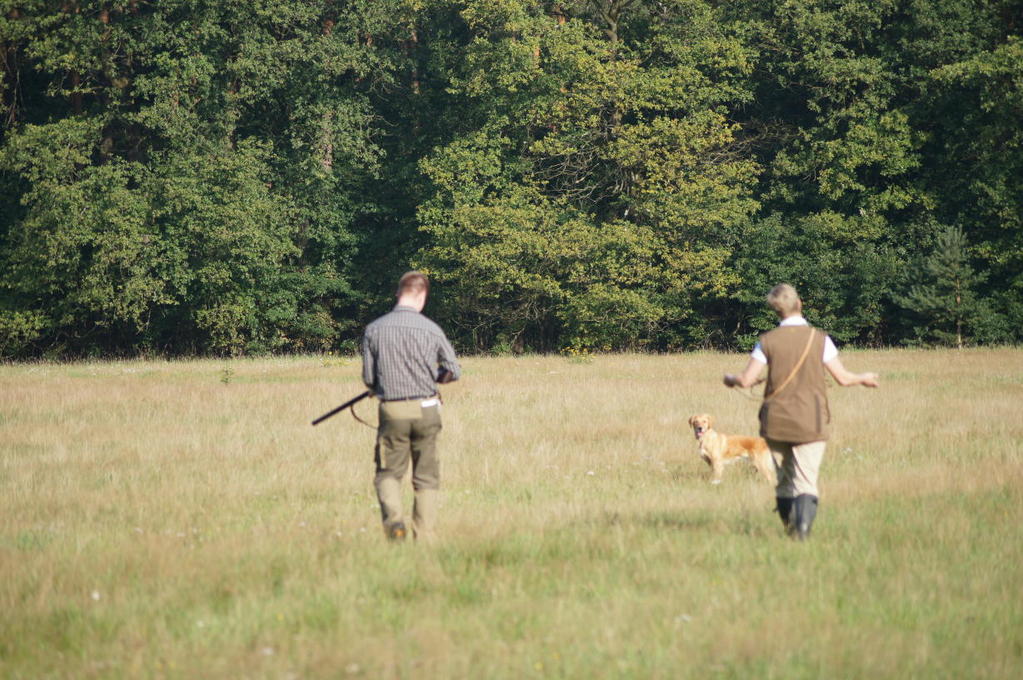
[[1, 0, 1020, 358]]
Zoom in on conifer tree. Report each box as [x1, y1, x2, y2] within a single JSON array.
[[899, 225, 991, 348]]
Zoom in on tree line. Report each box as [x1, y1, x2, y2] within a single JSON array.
[[1, 0, 1020, 358]]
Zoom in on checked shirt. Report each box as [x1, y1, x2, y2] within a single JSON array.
[[361, 305, 461, 401]]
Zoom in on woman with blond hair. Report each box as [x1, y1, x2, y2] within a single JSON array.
[[724, 284, 879, 539]]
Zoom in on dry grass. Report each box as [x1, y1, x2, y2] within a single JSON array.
[[1, 349, 1022, 678]]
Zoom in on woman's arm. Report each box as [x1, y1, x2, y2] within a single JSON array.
[[824, 356, 880, 387], [723, 357, 766, 389]]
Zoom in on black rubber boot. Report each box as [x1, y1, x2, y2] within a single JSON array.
[[776, 497, 795, 533], [793, 494, 818, 540]]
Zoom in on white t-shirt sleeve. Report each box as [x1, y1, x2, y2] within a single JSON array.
[[822, 335, 838, 363], [750, 335, 839, 364], [750, 342, 767, 364]]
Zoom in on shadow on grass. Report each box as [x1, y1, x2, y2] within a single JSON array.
[[594, 509, 721, 533], [604, 509, 779, 539]]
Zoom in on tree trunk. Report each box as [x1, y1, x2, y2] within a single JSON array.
[[2, 8, 20, 127], [409, 29, 420, 95], [956, 288, 963, 349], [70, 71, 82, 114]]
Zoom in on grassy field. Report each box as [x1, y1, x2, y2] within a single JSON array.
[[1, 349, 1022, 679]]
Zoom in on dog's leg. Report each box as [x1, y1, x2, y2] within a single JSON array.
[[754, 452, 777, 484], [710, 457, 724, 485]]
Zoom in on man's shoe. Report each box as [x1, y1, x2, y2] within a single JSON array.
[[387, 521, 408, 542]]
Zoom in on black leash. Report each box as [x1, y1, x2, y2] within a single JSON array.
[[733, 377, 766, 402], [348, 397, 376, 429]]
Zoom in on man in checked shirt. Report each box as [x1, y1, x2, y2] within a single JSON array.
[[362, 271, 461, 542]]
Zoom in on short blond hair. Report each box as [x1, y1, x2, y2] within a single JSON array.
[[766, 283, 801, 317], [397, 271, 429, 297]]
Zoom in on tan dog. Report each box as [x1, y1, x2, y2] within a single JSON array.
[[688, 413, 776, 484]]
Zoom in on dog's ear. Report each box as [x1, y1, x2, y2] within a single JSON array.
[[707, 414, 715, 428], [688, 415, 696, 427]]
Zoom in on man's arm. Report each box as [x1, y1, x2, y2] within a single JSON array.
[[824, 356, 879, 387], [361, 332, 376, 390], [724, 357, 766, 389], [436, 334, 461, 384]]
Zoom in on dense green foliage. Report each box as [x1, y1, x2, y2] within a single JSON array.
[[2, 1, 1020, 356]]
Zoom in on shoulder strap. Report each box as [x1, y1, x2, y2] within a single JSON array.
[[763, 328, 817, 402]]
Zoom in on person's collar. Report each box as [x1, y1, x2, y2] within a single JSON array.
[[779, 315, 808, 327], [393, 304, 419, 313]]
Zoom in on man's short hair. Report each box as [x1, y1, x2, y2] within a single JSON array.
[[766, 283, 801, 317], [397, 271, 429, 297]]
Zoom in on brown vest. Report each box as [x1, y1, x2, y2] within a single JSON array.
[[758, 325, 830, 443]]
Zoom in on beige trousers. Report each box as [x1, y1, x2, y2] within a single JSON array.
[[768, 439, 826, 498], [374, 399, 442, 539]]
